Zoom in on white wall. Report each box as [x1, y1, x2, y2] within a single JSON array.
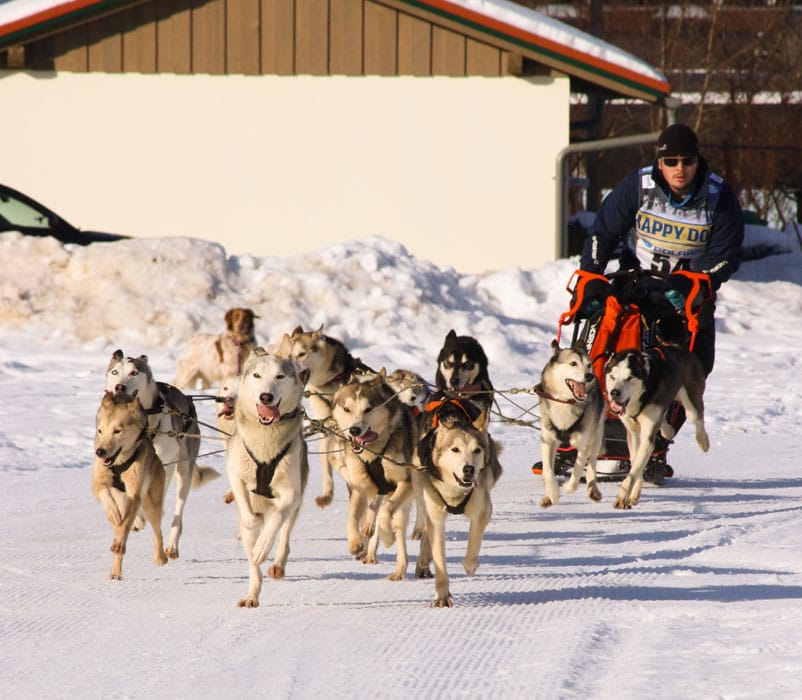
[[0, 71, 568, 273]]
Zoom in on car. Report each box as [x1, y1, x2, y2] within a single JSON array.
[[0, 183, 128, 245]]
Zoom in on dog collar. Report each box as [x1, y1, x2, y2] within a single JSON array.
[[533, 383, 580, 405]]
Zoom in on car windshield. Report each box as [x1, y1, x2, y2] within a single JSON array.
[[0, 192, 52, 231]]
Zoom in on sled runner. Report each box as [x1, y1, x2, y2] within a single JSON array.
[[539, 267, 713, 483]]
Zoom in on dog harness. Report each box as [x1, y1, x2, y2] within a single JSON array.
[[108, 429, 147, 493], [244, 408, 302, 497]]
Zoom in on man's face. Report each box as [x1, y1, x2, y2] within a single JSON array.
[[658, 155, 698, 198]]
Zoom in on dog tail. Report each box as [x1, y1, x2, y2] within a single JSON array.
[[192, 465, 221, 488]]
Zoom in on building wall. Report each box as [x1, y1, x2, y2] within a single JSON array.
[[0, 71, 568, 272]]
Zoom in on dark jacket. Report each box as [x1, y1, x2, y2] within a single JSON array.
[[580, 157, 744, 292]]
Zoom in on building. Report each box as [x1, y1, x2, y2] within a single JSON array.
[[0, 0, 670, 271]]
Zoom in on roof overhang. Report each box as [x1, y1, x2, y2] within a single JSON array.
[[0, 0, 670, 102]]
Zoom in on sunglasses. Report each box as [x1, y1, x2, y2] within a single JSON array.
[[661, 156, 697, 167]]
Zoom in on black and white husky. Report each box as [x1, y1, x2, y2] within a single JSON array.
[[536, 340, 605, 507], [604, 347, 710, 509]]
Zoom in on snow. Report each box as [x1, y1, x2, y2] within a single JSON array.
[[3, 230, 802, 699]]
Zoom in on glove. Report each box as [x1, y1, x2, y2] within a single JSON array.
[[663, 274, 695, 314], [573, 278, 609, 319], [664, 288, 685, 311]]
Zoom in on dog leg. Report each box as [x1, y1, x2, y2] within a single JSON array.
[[462, 493, 491, 576], [347, 489, 368, 560], [411, 494, 426, 540], [615, 417, 654, 509], [428, 512, 452, 607], [164, 456, 192, 559], [677, 386, 710, 453], [539, 439, 561, 508], [108, 494, 140, 580], [583, 426, 604, 502], [362, 495, 381, 539], [387, 500, 411, 581], [269, 502, 302, 579], [315, 438, 335, 507], [236, 512, 264, 608], [141, 481, 169, 567], [97, 487, 124, 527]]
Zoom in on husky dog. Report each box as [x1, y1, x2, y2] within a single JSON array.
[[225, 348, 310, 608], [327, 370, 416, 580], [434, 330, 494, 412], [413, 410, 502, 607], [604, 348, 710, 509], [536, 340, 605, 507], [173, 307, 258, 390], [386, 368, 431, 420], [216, 375, 239, 504], [277, 325, 374, 508], [105, 350, 219, 558], [92, 393, 169, 579]]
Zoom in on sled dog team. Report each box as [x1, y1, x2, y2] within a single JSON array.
[[93, 308, 708, 607]]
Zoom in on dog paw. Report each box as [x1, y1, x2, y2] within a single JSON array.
[[431, 595, 453, 608], [362, 554, 378, 565], [154, 552, 169, 566], [223, 490, 235, 504], [315, 493, 333, 508], [462, 558, 478, 576], [387, 570, 406, 581], [613, 496, 632, 510], [539, 496, 555, 508], [697, 429, 710, 452], [360, 522, 376, 539], [410, 527, 424, 541], [110, 540, 126, 554], [165, 546, 180, 560], [348, 539, 366, 560], [108, 572, 123, 581], [415, 565, 433, 579], [237, 598, 259, 608], [268, 565, 285, 579], [587, 484, 602, 502]]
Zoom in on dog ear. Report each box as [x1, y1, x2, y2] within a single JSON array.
[[445, 329, 457, 343], [472, 405, 490, 432], [298, 368, 310, 386], [637, 351, 651, 376], [574, 339, 589, 354], [224, 308, 234, 329], [417, 429, 437, 468], [112, 349, 124, 361], [378, 367, 387, 379], [137, 354, 148, 364], [276, 333, 292, 357], [292, 326, 304, 336], [253, 346, 267, 357], [551, 339, 560, 355]]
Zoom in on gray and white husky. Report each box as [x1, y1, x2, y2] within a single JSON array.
[[536, 340, 605, 507], [225, 348, 310, 608], [327, 370, 417, 580], [105, 349, 219, 559], [604, 347, 710, 509], [277, 325, 374, 508]]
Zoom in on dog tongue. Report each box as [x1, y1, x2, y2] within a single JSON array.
[[356, 430, 379, 444], [257, 403, 281, 422], [567, 379, 587, 400]]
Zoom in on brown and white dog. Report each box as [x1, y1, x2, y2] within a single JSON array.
[[413, 409, 502, 607], [92, 393, 169, 580], [173, 308, 258, 390]]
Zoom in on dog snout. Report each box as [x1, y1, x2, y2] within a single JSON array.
[[609, 388, 620, 400], [95, 447, 105, 458], [259, 392, 274, 405], [113, 384, 126, 395], [348, 426, 362, 437], [463, 464, 475, 480], [585, 372, 595, 383]]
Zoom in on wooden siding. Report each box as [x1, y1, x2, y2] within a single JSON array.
[[20, 0, 509, 77]]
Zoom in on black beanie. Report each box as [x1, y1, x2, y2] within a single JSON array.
[[657, 124, 699, 158]]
